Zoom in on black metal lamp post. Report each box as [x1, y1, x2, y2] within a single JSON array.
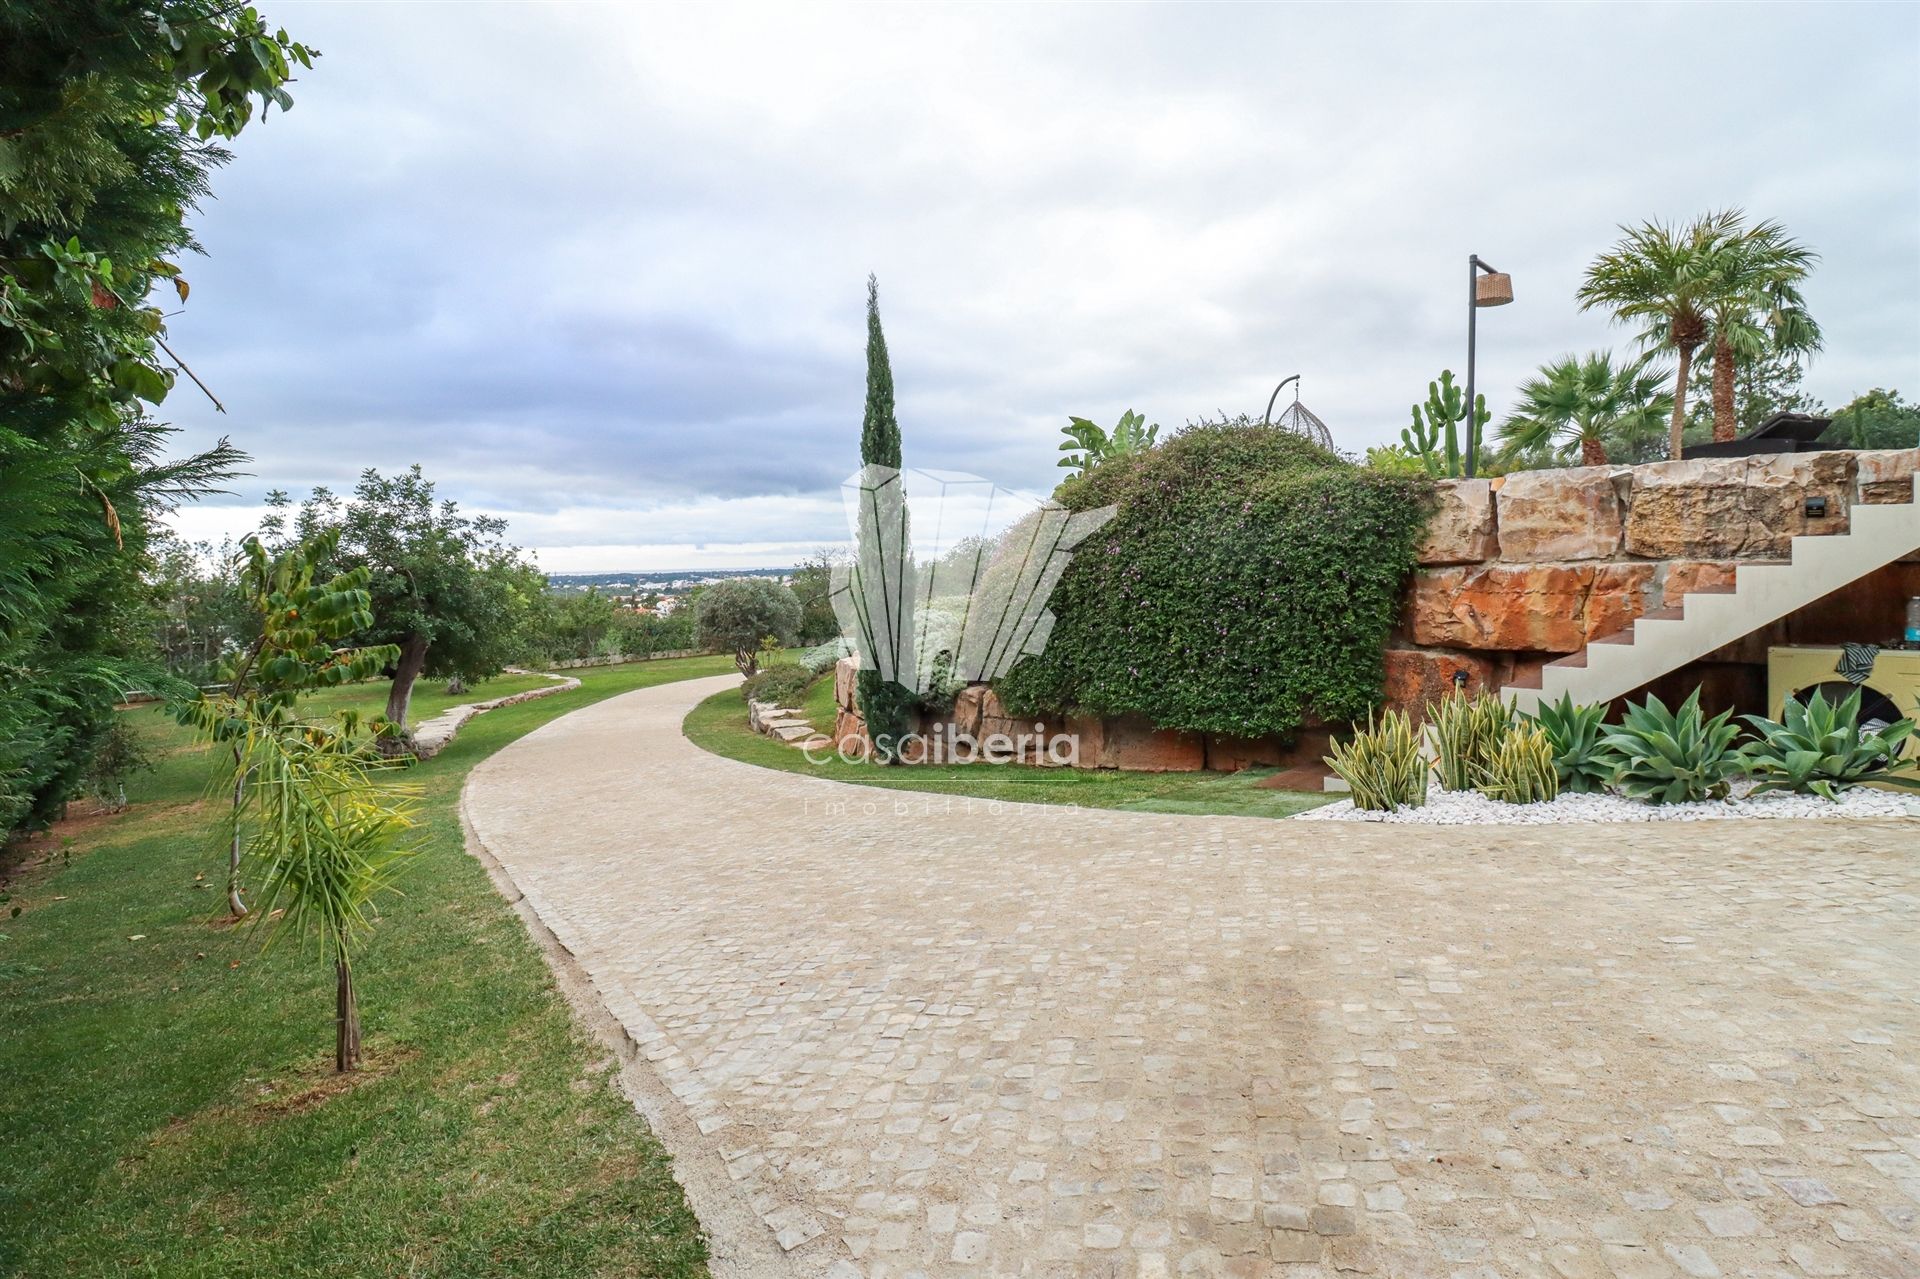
[[1464, 255, 1513, 479]]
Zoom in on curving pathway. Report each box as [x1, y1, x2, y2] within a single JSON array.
[[462, 674, 1920, 1279], [410, 668, 580, 758]]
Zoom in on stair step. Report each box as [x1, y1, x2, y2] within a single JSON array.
[[1504, 475, 1920, 712], [1583, 605, 1686, 650]]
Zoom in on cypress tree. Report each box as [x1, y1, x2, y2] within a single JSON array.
[[853, 275, 915, 761], [860, 274, 901, 469]]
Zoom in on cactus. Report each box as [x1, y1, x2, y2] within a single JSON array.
[[1401, 370, 1490, 478]]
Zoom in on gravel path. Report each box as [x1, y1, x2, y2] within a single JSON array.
[[463, 674, 1920, 1278]]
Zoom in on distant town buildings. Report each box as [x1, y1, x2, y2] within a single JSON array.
[[543, 567, 794, 617]]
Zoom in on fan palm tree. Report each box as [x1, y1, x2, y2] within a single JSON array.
[[1696, 215, 1821, 442], [1577, 216, 1722, 460], [1498, 353, 1674, 468]]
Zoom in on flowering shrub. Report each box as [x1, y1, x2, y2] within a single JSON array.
[[798, 638, 851, 675], [996, 419, 1435, 738]]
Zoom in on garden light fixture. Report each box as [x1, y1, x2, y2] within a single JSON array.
[[1464, 255, 1513, 478]]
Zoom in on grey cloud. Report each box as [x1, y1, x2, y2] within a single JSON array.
[[159, 2, 1920, 566]]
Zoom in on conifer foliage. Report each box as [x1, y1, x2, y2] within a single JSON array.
[[858, 274, 901, 471], [853, 276, 916, 761]]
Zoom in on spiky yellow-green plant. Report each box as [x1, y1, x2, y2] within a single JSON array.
[[190, 699, 418, 1072], [1326, 709, 1428, 812], [1477, 723, 1561, 805], [1426, 690, 1514, 791]]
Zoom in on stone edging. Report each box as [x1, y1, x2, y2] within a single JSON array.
[[410, 670, 580, 759], [746, 697, 832, 751]]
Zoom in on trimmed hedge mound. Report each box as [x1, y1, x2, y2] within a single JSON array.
[[997, 420, 1435, 739]]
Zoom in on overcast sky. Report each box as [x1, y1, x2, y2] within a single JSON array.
[[160, 1, 1920, 572]]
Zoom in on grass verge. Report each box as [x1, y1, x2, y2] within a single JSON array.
[[291, 668, 564, 726], [683, 683, 1334, 819], [0, 655, 734, 1279]]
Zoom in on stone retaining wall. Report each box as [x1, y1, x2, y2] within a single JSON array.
[[1394, 448, 1919, 712], [829, 448, 1920, 772]]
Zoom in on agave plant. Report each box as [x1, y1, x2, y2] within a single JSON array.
[[1600, 689, 1743, 804], [1478, 723, 1560, 805], [1530, 693, 1614, 794], [1326, 710, 1428, 812], [1739, 687, 1919, 799], [1427, 690, 1513, 791]]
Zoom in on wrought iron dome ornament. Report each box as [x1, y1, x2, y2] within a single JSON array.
[[1261, 373, 1334, 450]]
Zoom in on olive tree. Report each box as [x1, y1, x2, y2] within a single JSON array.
[[789, 550, 844, 644], [281, 467, 541, 749], [694, 578, 801, 675]]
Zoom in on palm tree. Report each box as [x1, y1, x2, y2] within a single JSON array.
[[1577, 216, 1721, 460], [1498, 353, 1674, 468], [1696, 215, 1821, 442]]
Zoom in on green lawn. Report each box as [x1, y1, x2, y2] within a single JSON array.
[[0, 654, 734, 1279], [800, 666, 837, 727], [305, 668, 563, 726], [684, 681, 1335, 819]]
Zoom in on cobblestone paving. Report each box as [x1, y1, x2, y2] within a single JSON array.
[[463, 675, 1920, 1279]]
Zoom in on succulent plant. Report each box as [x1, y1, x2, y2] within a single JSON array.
[[1529, 693, 1614, 794], [1477, 722, 1561, 805], [1600, 688, 1742, 805], [1426, 689, 1514, 791], [1739, 687, 1919, 799], [1326, 710, 1428, 812]]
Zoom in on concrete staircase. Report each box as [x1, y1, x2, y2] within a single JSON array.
[[1505, 474, 1920, 716]]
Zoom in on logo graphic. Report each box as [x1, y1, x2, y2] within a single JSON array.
[[828, 465, 1115, 701]]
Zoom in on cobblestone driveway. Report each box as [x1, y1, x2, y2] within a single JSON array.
[[462, 675, 1920, 1279]]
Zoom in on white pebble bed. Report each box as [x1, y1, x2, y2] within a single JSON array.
[[1297, 781, 1920, 825]]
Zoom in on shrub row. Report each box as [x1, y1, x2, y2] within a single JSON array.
[[1332, 687, 1920, 812]]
